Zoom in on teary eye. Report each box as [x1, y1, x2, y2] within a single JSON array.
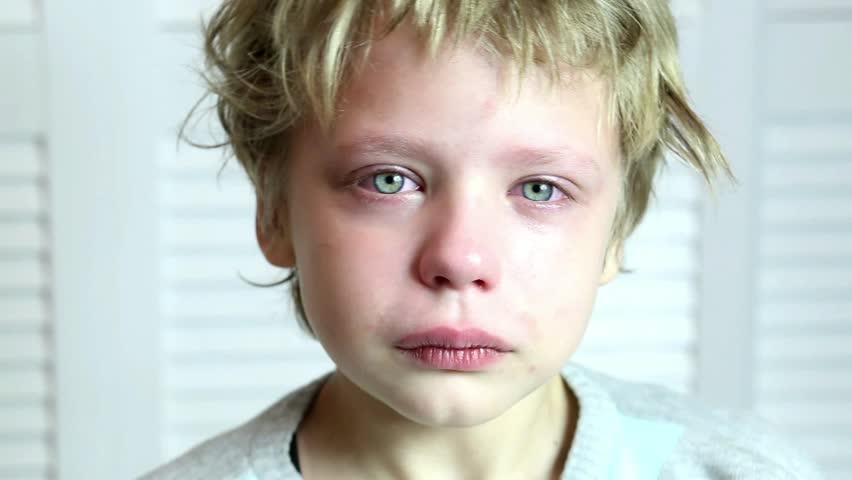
[[515, 180, 568, 202], [374, 172, 405, 194], [364, 171, 421, 194]]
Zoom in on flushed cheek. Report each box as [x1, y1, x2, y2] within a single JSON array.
[[505, 241, 601, 350], [298, 219, 414, 332], [299, 206, 408, 281], [517, 310, 541, 341]]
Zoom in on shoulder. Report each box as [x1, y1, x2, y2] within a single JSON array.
[[137, 421, 258, 480], [564, 364, 823, 479], [137, 374, 329, 480]]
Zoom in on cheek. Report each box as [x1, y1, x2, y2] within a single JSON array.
[[506, 224, 606, 340], [292, 204, 414, 328], [509, 224, 605, 293]]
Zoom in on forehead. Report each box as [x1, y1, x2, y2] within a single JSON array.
[[324, 22, 618, 174]]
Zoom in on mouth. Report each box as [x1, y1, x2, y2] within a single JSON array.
[[394, 327, 512, 371]]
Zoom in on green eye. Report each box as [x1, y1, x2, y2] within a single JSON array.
[[522, 181, 554, 201], [373, 172, 405, 194]]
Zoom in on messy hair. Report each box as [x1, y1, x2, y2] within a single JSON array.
[[185, 0, 731, 334]]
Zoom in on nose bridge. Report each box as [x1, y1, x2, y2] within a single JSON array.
[[417, 184, 502, 291]]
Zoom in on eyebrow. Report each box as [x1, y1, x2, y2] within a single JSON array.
[[336, 134, 436, 162], [336, 134, 600, 175], [500, 145, 600, 175]]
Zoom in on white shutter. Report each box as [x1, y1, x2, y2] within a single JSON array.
[[157, 142, 333, 457], [155, 9, 333, 457], [757, 125, 852, 478], [576, 161, 701, 393], [755, 4, 852, 479], [574, 2, 704, 394], [0, 3, 53, 480], [0, 144, 51, 480]]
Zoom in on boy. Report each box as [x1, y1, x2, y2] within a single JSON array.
[[143, 0, 821, 478]]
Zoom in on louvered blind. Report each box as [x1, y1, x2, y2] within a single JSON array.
[[0, 2, 52, 479], [755, 5, 852, 479], [0, 144, 51, 480], [575, 161, 701, 394], [757, 128, 852, 479], [157, 5, 331, 458], [158, 141, 333, 457], [573, 2, 703, 394]]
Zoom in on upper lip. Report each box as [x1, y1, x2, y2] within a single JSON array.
[[395, 326, 513, 352]]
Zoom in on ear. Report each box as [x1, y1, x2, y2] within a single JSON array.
[[255, 197, 296, 268], [599, 240, 623, 285]]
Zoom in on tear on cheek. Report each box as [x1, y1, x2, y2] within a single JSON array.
[[365, 309, 387, 335], [519, 310, 541, 339]]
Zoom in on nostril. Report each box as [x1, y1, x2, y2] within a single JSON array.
[[473, 279, 486, 289], [435, 276, 450, 287]]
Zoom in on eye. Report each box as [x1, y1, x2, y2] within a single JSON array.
[[512, 180, 568, 202], [362, 171, 421, 194]]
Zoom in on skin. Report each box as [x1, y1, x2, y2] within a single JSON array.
[[257, 23, 623, 480]]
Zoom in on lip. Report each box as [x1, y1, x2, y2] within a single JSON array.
[[394, 327, 512, 371], [395, 327, 512, 351]]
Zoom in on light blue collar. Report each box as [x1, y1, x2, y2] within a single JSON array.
[[607, 415, 684, 479]]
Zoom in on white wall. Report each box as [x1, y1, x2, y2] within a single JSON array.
[[0, 0, 849, 479]]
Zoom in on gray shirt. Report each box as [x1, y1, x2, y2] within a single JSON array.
[[139, 362, 822, 479]]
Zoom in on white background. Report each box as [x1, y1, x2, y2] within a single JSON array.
[[0, 0, 850, 478]]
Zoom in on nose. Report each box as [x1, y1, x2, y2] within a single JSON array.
[[416, 199, 502, 292]]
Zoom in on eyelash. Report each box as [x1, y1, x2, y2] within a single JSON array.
[[354, 168, 574, 203]]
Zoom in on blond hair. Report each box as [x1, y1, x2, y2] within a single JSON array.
[[184, 0, 732, 334]]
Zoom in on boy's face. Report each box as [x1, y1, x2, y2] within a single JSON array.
[[260, 25, 622, 427]]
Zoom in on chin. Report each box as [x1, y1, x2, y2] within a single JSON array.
[[377, 376, 525, 428], [394, 399, 509, 428]]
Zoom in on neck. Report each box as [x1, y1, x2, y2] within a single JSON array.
[[297, 372, 577, 480]]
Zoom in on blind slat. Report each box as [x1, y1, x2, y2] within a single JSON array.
[[762, 231, 852, 258], [760, 266, 852, 291], [165, 326, 317, 357], [759, 301, 851, 328], [167, 358, 333, 392], [0, 369, 49, 399], [0, 405, 50, 435], [0, 441, 49, 470], [757, 401, 852, 429], [0, 297, 46, 327], [0, 144, 41, 176], [758, 368, 852, 394], [762, 196, 852, 225], [0, 184, 42, 215], [162, 178, 254, 211], [764, 124, 852, 153], [0, 332, 46, 363], [765, 162, 852, 188], [0, 34, 41, 135], [0, 258, 46, 289], [0, 222, 43, 252], [758, 335, 852, 360], [162, 289, 292, 318]]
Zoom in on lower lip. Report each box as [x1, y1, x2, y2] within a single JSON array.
[[397, 347, 505, 371]]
